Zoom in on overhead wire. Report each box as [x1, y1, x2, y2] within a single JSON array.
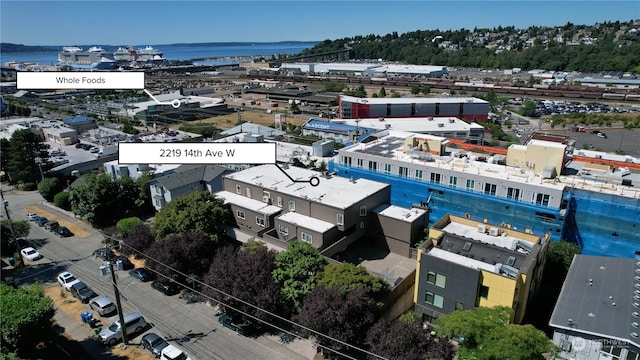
[[106, 232, 388, 360]]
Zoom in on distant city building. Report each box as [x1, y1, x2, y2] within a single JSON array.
[[338, 95, 490, 122], [63, 116, 98, 133], [549, 254, 640, 359], [279, 62, 448, 77], [414, 214, 548, 324]]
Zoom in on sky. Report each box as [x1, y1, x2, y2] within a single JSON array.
[[1, 1, 638, 45]]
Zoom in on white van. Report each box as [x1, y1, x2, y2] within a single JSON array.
[[99, 312, 147, 345], [161, 344, 191, 360]]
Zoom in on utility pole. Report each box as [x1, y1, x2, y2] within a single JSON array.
[[106, 244, 128, 347], [1, 190, 19, 253]]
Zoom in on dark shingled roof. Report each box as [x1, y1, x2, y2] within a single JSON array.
[[549, 254, 640, 346], [151, 165, 230, 190]]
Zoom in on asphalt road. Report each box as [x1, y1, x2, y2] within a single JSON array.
[[2, 189, 310, 360]]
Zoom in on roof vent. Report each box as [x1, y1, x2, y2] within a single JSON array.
[[634, 312, 640, 317], [633, 322, 640, 328], [588, 313, 595, 317], [635, 276, 640, 281], [632, 332, 639, 338], [634, 302, 640, 308]]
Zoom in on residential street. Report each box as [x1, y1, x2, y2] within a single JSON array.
[[1, 188, 317, 360]]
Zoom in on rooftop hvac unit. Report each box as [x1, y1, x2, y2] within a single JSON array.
[[449, 118, 455, 123], [477, 224, 486, 233], [560, 340, 572, 352], [489, 227, 500, 236], [428, 117, 434, 121], [438, 123, 444, 127]]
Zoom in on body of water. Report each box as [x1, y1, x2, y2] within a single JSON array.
[[0, 41, 319, 66]]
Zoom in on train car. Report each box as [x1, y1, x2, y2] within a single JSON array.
[[602, 93, 626, 100], [625, 94, 640, 101]]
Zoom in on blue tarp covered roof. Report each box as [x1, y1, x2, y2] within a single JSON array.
[[303, 119, 375, 136], [63, 116, 95, 124]]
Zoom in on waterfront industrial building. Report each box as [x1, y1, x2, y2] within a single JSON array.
[[338, 95, 490, 122], [414, 214, 548, 324]]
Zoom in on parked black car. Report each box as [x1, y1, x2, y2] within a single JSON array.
[[151, 280, 181, 296], [129, 268, 156, 282], [69, 281, 97, 303], [56, 226, 74, 237], [218, 312, 254, 336], [35, 217, 49, 227], [44, 221, 60, 231]]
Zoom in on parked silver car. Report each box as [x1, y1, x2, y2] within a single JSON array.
[[89, 296, 116, 316]]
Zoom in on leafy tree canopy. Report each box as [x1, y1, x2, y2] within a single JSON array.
[[1, 220, 29, 254], [4, 129, 49, 183], [204, 245, 283, 321], [294, 286, 378, 355], [116, 217, 143, 239], [38, 177, 63, 202], [0, 283, 55, 354], [152, 191, 228, 242], [436, 306, 555, 359], [272, 240, 328, 313], [366, 319, 455, 360], [121, 223, 154, 259], [547, 241, 581, 274], [318, 262, 390, 304], [146, 231, 216, 279]]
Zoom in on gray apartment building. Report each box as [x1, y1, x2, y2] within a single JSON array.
[[215, 164, 391, 255]]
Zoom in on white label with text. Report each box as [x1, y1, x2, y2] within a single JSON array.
[[118, 143, 277, 164], [17, 72, 144, 89]]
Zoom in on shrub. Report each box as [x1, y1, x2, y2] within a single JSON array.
[[53, 192, 71, 211], [38, 177, 63, 202], [20, 182, 37, 191], [116, 217, 143, 238]]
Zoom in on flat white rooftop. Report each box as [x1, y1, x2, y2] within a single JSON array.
[[277, 212, 335, 233], [215, 190, 282, 215], [224, 164, 389, 209], [334, 117, 483, 133], [441, 221, 536, 250], [373, 204, 426, 223], [340, 95, 489, 105], [428, 247, 498, 273]]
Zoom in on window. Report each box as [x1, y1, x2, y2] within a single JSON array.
[[398, 166, 408, 177], [484, 183, 497, 195], [360, 221, 365, 229], [256, 217, 265, 227], [449, 176, 458, 187], [430, 173, 441, 184], [262, 190, 270, 200], [279, 225, 289, 236], [536, 193, 550, 206], [343, 156, 352, 166], [426, 271, 446, 288], [479, 285, 489, 299], [359, 206, 367, 216], [235, 184, 241, 194], [601, 346, 623, 359], [425, 291, 444, 308], [277, 196, 282, 207], [507, 187, 521, 200], [455, 301, 464, 311], [415, 169, 423, 179], [301, 232, 312, 243], [368, 161, 377, 171], [336, 213, 344, 225], [466, 179, 475, 190], [384, 164, 392, 174], [356, 158, 363, 168], [246, 187, 251, 198], [288, 200, 296, 212], [236, 210, 245, 220]]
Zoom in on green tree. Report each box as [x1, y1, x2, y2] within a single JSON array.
[[547, 241, 581, 274], [521, 100, 537, 117], [317, 262, 390, 303], [0, 283, 55, 354], [242, 238, 267, 254], [152, 190, 229, 242], [4, 129, 49, 183], [410, 86, 421, 95], [116, 217, 143, 238], [436, 306, 555, 359], [53, 191, 71, 211], [378, 87, 387, 97], [1, 220, 30, 254], [69, 173, 142, 227], [421, 87, 431, 95], [37, 177, 63, 202], [272, 240, 328, 313]]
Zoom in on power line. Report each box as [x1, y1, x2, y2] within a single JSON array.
[[108, 233, 388, 360]]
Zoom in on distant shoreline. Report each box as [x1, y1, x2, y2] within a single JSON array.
[[0, 41, 320, 54]]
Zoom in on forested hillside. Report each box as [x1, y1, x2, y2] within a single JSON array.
[[298, 21, 639, 73]]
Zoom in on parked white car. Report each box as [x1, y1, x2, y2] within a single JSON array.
[[27, 213, 39, 221], [57, 271, 80, 291], [20, 247, 42, 261]]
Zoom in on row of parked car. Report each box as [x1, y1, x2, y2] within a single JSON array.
[[27, 212, 73, 237]]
